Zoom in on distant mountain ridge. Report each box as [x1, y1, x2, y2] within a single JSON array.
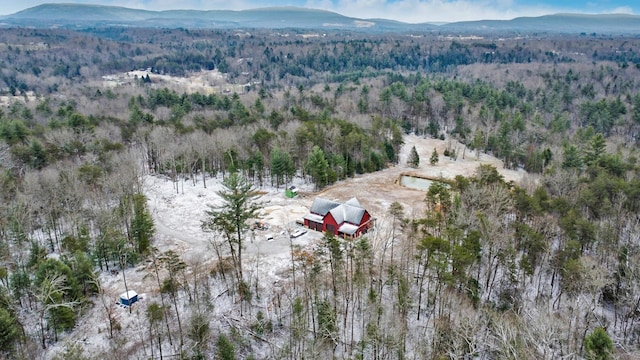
[[0, 3, 425, 31], [2, 3, 640, 34], [445, 13, 640, 34]]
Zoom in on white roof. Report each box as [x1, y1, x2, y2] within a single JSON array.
[[329, 203, 365, 225], [303, 213, 324, 223], [120, 290, 138, 300], [338, 223, 359, 235], [309, 198, 341, 215], [307, 197, 367, 228], [344, 198, 361, 207]]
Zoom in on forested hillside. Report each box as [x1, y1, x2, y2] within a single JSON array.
[[1, 27, 640, 359]]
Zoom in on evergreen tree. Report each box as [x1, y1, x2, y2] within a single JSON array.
[[542, 148, 553, 167], [428, 119, 440, 138], [216, 333, 236, 360], [475, 164, 504, 185], [0, 289, 20, 355], [51, 341, 90, 360], [632, 94, 640, 123], [407, 146, 420, 168], [34, 261, 81, 347], [252, 98, 265, 115], [29, 140, 48, 170], [131, 194, 154, 255], [159, 251, 187, 347], [562, 145, 583, 170], [248, 151, 265, 186], [252, 128, 273, 156], [584, 327, 614, 360], [146, 302, 165, 359], [188, 312, 210, 355], [430, 147, 439, 165], [584, 133, 606, 167], [306, 145, 330, 190], [203, 173, 260, 282], [270, 147, 295, 188]]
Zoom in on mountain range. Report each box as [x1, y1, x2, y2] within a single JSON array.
[[1, 3, 640, 34]]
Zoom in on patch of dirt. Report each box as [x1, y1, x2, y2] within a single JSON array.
[[310, 134, 528, 219]]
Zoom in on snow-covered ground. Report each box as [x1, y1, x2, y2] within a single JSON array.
[[44, 134, 531, 358], [101, 68, 248, 94]]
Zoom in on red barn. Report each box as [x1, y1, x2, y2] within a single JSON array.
[[303, 198, 374, 238]]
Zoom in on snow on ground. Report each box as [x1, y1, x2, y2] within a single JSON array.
[[101, 68, 248, 94], [144, 172, 320, 265], [44, 134, 531, 358]]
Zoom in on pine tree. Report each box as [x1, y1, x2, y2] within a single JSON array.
[[562, 145, 583, 170], [306, 145, 330, 190], [29, 139, 48, 169], [0, 292, 20, 354], [584, 133, 606, 167], [203, 172, 260, 283], [216, 333, 236, 360], [131, 194, 154, 255], [407, 145, 419, 168], [146, 302, 165, 359], [633, 94, 640, 123], [270, 147, 295, 188], [430, 147, 439, 165], [584, 327, 613, 360], [160, 251, 187, 347]]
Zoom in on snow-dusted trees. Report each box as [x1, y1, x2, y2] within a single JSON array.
[[203, 172, 260, 305], [34, 260, 82, 348], [146, 302, 166, 359], [159, 250, 187, 348]]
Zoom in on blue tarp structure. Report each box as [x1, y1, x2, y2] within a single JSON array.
[[119, 290, 138, 306]]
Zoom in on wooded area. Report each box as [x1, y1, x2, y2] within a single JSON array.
[[1, 27, 640, 359]]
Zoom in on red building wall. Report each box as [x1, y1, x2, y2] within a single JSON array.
[[323, 213, 340, 235], [356, 211, 372, 236], [304, 218, 322, 231], [305, 206, 374, 238], [360, 212, 371, 227], [321, 210, 373, 237]]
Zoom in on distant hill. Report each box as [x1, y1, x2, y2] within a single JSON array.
[[0, 3, 436, 32], [1, 3, 640, 34], [444, 13, 640, 34]]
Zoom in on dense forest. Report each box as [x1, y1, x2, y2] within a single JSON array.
[[1, 26, 640, 359]]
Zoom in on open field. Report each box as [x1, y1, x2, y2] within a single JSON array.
[[146, 134, 527, 268], [101, 69, 250, 94]]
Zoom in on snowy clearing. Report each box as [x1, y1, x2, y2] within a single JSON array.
[[44, 134, 529, 358]]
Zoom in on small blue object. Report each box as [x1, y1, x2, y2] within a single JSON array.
[[119, 290, 138, 306]]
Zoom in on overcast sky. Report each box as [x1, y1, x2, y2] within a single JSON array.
[[1, 1, 637, 23]]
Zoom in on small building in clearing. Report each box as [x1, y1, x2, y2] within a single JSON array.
[[303, 197, 374, 238], [119, 290, 138, 306], [285, 186, 298, 198]]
